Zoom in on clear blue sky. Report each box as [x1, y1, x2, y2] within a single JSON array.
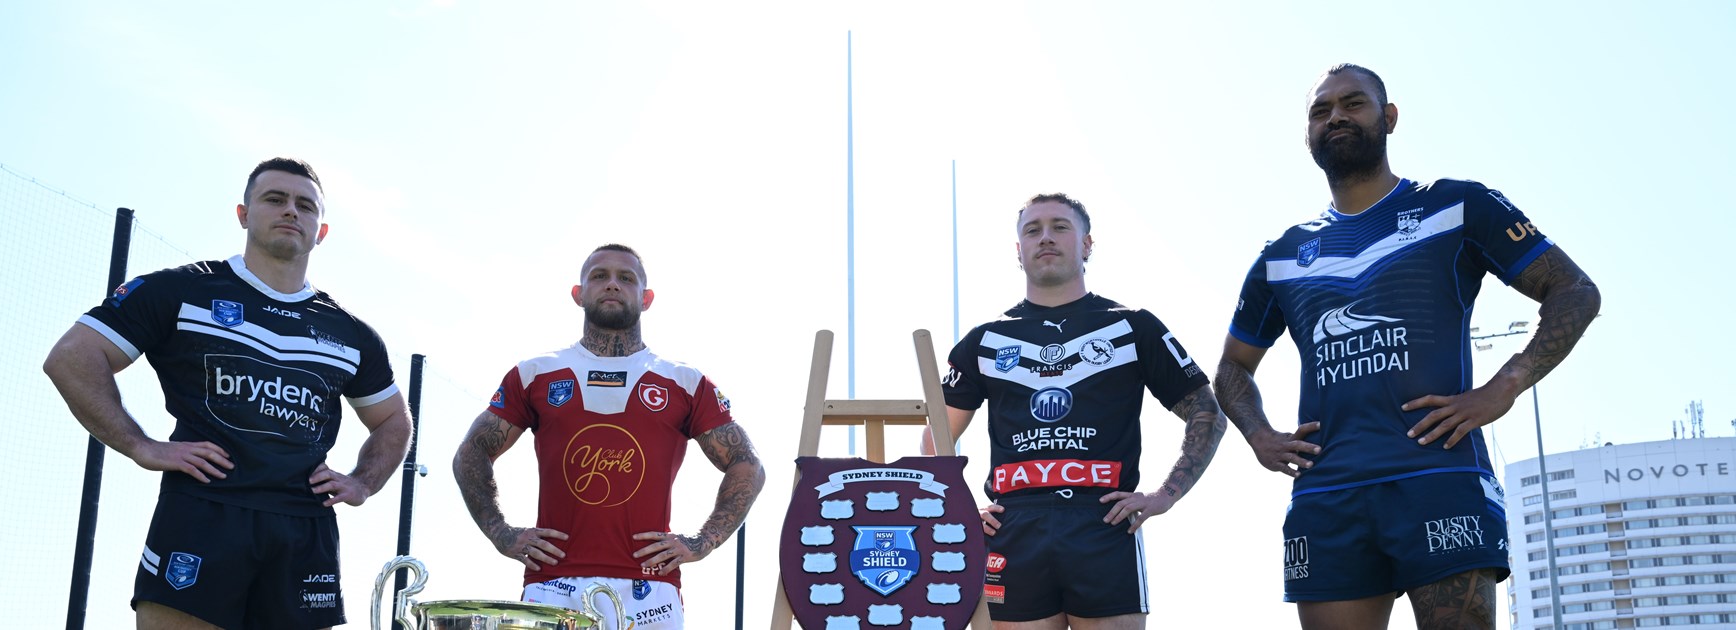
[[3, 2, 1732, 628]]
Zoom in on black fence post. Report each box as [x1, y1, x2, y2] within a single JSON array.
[[392, 354, 426, 630]]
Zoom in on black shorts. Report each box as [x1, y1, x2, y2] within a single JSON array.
[[984, 489, 1147, 621], [1282, 472, 1511, 602], [134, 492, 344, 629]]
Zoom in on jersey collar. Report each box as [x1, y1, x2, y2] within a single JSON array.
[[226, 255, 318, 303], [1324, 178, 1412, 220]]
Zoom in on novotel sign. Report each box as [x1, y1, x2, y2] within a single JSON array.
[[1603, 462, 1731, 483]]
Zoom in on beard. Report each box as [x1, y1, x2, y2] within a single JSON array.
[[584, 299, 641, 330], [1309, 114, 1388, 185]]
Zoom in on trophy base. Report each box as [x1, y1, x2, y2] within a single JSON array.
[[414, 599, 599, 630]]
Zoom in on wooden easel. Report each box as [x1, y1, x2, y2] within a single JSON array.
[[770, 329, 993, 630]]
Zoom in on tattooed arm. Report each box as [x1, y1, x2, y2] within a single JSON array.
[[1100, 384, 1227, 533], [1216, 337, 1321, 477], [633, 422, 765, 575], [1406, 246, 1602, 448], [452, 411, 569, 570]]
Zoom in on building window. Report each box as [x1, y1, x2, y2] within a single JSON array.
[[1550, 489, 1577, 501], [1521, 474, 1541, 487]]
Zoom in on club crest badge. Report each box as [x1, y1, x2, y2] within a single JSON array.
[[1396, 208, 1423, 237], [1296, 238, 1321, 268], [994, 346, 1021, 373], [210, 300, 245, 328], [547, 379, 575, 407], [781, 456, 985, 629], [639, 383, 668, 412], [165, 552, 201, 590]]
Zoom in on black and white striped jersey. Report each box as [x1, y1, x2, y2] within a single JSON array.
[[943, 294, 1208, 501], [80, 256, 398, 516]]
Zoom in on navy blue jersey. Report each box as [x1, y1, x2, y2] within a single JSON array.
[[80, 256, 398, 516], [1229, 179, 1552, 496], [945, 294, 1208, 500]]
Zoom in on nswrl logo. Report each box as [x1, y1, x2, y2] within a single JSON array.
[[849, 526, 919, 596]]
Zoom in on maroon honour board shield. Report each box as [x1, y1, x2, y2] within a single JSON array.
[[779, 456, 985, 630]]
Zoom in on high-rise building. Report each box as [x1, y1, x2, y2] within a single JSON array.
[[1505, 437, 1736, 629]]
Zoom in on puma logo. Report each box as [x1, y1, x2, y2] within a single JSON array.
[[1043, 319, 1066, 333]]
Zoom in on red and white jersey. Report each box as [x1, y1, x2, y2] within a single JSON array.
[[487, 343, 734, 588]]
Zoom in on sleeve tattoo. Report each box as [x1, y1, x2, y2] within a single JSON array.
[[1505, 246, 1602, 388], [453, 412, 516, 550], [1160, 384, 1228, 497], [689, 423, 766, 555]]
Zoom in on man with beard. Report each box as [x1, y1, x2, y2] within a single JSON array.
[[454, 244, 765, 630], [924, 194, 1228, 629], [1213, 64, 1602, 629], [43, 158, 412, 629]]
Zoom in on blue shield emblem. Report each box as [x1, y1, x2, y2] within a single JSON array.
[[165, 552, 201, 590], [994, 346, 1021, 373], [1030, 387, 1073, 423], [850, 526, 919, 596], [547, 379, 575, 407], [1296, 238, 1321, 268], [632, 579, 651, 601], [210, 300, 244, 328]]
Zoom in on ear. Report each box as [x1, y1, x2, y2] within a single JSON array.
[[236, 204, 248, 228], [1384, 102, 1399, 133], [641, 288, 656, 311], [1014, 242, 1024, 268], [1083, 234, 1094, 262], [571, 285, 583, 306], [314, 223, 329, 245]]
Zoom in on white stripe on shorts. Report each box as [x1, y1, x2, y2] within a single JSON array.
[[140, 545, 160, 575], [1135, 528, 1149, 612]]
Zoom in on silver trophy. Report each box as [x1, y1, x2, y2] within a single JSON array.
[[372, 556, 627, 630]]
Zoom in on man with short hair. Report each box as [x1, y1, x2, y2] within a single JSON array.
[[1214, 64, 1602, 629], [454, 244, 766, 630], [44, 157, 413, 630], [925, 194, 1228, 629]]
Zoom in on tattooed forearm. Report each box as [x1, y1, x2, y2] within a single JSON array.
[[1502, 247, 1602, 391], [453, 412, 516, 548], [1160, 385, 1228, 498], [1214, 359, 1272, 438], [692, 424, 766, 554]]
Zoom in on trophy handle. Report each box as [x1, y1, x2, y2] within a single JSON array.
[[582, 582, 628, 630], [371, 555, 428, 630]]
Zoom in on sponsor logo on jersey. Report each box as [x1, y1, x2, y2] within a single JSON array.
[[109, 278, 144, 305], [941, 366, 961, 388], [306, 326, 347, 351], [1028, 387, 1072, 423], [1505, 220, 1539, 242], [211, 299, 245, 327], [1296, 237, 1321, 267], [1010, 425, 1096, 452], [1424, 515, 1486, 555], [207, 355, 332, 438], [1161, 331, 1200, 377], [263, 305, 302, 319], [1311, 301, 1410, 387], [985, 553, 1006, 574], [299, 589, 339, 609], [547, 379, 575, 407], [303, 573, 336, 583], [1079, 338, 1115, 366], [849, 526, 919, 596], [994, 346, 1020, 373], [639, 383, 668, 411], [635, 602, 676, 625], [714, 388, 731, 413], [490, 386, 506, 409], [1283, 536, 1309, 581], [1042, 319, 1066, 333], [562, 424, 645, 506], [991, 459, 1120, 494], [1037, 343, 1066, 364], [586, 370, 627, 387], [1488, 189, 1519, 213], [1396, 208, 1423, 237], [166, 552, 201, 590]]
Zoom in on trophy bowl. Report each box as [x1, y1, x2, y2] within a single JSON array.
[[373, 556, 627, 630]]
